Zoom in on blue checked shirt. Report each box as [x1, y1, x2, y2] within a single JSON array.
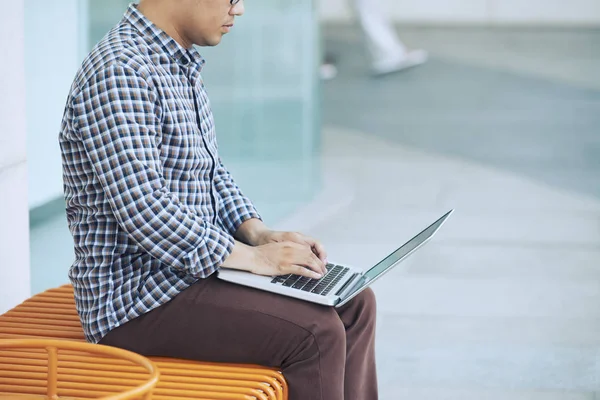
[[59, 4, 261, 343]]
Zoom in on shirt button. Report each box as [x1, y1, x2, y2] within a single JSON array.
[[180, 57, 189, 66]]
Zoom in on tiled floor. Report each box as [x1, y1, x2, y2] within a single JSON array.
[[283, 126, 599, 398], [30, 25, 600, 399]]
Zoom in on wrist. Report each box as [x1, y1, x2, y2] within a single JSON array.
[[235, 218, 271, 246], [221, 241, 257, 272]]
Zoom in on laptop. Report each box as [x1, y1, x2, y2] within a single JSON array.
[[217, 209, 454, 308]]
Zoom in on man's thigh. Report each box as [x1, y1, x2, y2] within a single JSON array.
[[100, 275, 343, 368]]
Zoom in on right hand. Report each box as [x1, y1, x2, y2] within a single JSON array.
[[252, 241, 327, 279]]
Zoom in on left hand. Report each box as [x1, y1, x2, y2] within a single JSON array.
[[254, 230, 328, 265]]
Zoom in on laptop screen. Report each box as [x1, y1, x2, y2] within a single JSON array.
[[335, 210, 454, 308], [363, 211, 453, 282]]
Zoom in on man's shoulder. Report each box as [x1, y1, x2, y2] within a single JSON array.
[[72, 23, 157, 94]]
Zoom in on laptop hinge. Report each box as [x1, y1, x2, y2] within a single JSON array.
[[335, 273, 359, 297]]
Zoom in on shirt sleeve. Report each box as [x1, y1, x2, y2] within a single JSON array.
[[213, 158, 262, 235], [72, 64, 234, 278]]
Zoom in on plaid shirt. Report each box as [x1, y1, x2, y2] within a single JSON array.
[[59, 4, 260, 343]]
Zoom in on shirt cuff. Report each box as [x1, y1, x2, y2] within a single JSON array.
[[220, 199, 262, 237], [182, 222, 236, 278]]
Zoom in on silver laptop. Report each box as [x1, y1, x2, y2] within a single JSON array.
[[217, 209, 454, 308]]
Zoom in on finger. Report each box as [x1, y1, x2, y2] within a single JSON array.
[[288, 246, 325, 276], [285, 233, 314, 248], [295, 239, 327, 274], [305, 250, 327, 275], [288, 232, 305, 243], [302, 248, 327, 275], [287, 264, 323, 280], [311, 241, 328, 264], [282, 241, 326, 275], [298, 235, 328, 265]]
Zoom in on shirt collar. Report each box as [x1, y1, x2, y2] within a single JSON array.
[[122, 3, 205, 68]]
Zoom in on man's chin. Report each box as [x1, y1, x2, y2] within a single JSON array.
[[196, 35, 223, 47], [207, 35, 224, 47]]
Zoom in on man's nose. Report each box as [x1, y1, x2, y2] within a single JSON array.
[[230, 0, 245, 16]]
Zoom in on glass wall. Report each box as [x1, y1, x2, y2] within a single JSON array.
[[27, 0, 322, 294], [87, 0, 322, 222]]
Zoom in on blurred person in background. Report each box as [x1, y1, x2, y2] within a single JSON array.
[[58, 0, 378, 399], [321, 0, 428, 79]]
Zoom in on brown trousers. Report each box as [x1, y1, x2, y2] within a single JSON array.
[[100, 275, 378, 400]]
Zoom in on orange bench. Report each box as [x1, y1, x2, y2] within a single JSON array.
[[0, 338, 160, 399], [0, 285, 288, 400]]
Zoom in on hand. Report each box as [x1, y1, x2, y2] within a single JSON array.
[[255, 230, 328, 264], [252, 241, 327, 278], [221, 241, 326, 279]]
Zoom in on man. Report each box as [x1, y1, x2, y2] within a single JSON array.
[[321, 0, 427, 78], [59, 0, 377, 399]]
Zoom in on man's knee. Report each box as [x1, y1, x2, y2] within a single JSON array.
[[312, 306, 347, 347], [355, 287, 377, 317], [282, 306, 346, 369]]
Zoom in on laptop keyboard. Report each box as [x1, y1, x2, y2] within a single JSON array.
[[270, 264, 350, 296]]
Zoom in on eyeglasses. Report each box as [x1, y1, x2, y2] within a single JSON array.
[[230, 0, 241, 5]]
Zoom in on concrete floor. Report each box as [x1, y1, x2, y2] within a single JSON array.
[[273, 25, 600, 399], [29, 26, 600, 399]]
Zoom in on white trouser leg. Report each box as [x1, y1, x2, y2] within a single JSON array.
[[350, 0, 406, 65]]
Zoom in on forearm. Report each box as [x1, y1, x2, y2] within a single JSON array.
[[234, 218, 270, 246], [220, 240, 258, 272], [107, 185, 235, 277]]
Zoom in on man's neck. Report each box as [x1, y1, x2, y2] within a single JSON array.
[[137, 2, 193, 49]]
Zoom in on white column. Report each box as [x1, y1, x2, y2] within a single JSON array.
[[0, 0, 31, 313]]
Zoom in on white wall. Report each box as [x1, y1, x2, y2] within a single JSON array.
[[0, 0, 31, 313], [319, 0, 600, 25], [25, 0, 83, 208]]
